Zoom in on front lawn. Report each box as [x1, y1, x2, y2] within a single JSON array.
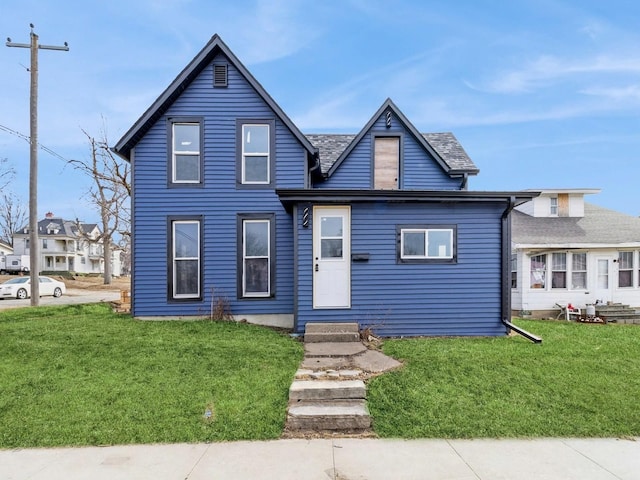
[[0, 304, 303, 448], [368, 319, 640, 438]]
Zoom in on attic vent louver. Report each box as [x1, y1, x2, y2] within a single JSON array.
[[213, 64, 228, 87]]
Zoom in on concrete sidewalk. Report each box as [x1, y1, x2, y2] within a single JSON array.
[[1, 437, 638, 480]]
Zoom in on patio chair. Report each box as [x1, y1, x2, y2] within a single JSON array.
[[555, 303, 581, 321]]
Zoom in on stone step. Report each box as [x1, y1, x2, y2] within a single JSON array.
[[304, 342, 367, 358], [289, 379, 366, 401], [304, 322, 360, 343], [287, 400, 371, 431]]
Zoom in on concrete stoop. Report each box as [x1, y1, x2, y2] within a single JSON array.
[[285, 323, 402, 436], [304, 322, 360, 343]]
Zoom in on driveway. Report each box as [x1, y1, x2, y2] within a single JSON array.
[[0, 288, 120, 310]]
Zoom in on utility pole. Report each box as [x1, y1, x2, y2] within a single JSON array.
[[6, 24, 68, 306]]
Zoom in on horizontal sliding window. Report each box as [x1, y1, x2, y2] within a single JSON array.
[[398, 225, 456, 263]]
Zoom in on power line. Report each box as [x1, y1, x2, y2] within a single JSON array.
[[0, 122, 70, 163]]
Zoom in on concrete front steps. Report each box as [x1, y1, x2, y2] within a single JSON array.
[[285, 322, 398, 436], [596, 303, 640, 324], [287, 379, 371, 431]]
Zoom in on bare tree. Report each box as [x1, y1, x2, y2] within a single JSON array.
[[0, 193, 28, 246], [68, 128, 130, 285], [0, 157, 15, 193]]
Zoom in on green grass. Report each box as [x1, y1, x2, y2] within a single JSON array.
[[0, 304, 303, 448], [368, 319, 640, 438]]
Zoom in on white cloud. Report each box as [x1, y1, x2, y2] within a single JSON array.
[[580, 84, 640, 101], [482, 55, 640, 94]]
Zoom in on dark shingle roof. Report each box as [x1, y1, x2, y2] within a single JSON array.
[[512, 203, 640, 245], [304, 134, 356, 174], [305, 132, 476, 175], [422, 133, 476, 172]]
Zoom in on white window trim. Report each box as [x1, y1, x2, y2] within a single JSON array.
[[550, 197, 558, 216], [400, 228, 453, 260], [172, 122, 201, 184], [242, 219, 271, 297], [570, 252, 588, 290], [172, 220, 200, 299], [241, 124, 270, 185]]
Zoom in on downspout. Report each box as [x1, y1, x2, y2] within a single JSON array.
[[308, 150, 321, 188], [460, 173, 468, 190], [501, 196, 542, 343]]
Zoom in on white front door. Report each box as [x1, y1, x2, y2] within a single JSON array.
[[313, 206, 350, 309], [594, 256, 614, 303]]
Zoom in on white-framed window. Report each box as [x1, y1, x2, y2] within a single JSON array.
[[398, 226, 455, 262], [550, 197, 558, 216], [571, 253, 587, 289], [42, 239, 48, 249], [511, 254, 517, 289], [530, 254, 546, 289], [170, 121, 201, 184], [171, 219, 201, 299], [619, 251, 634, 288], [551, 252, 567, 289], [242, 124, 270, 184], [240, 216, 273, 297]]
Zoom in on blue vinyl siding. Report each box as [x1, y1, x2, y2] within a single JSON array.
[[294, 201, 507, 337], [321, 111, 460, 190], [131, 53, 304, 317]]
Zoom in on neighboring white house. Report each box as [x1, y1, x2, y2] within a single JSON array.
[[12, 212, 122, 276], [511, 189, 640, 318], [0, 240, 13, 256]]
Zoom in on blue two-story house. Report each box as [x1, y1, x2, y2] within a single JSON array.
[[114, 34, 537, 337]]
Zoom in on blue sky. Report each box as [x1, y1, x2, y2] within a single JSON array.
[[1, 0, 639, 223]]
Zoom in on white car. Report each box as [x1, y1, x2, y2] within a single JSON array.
[[0, 276, 66, 300]]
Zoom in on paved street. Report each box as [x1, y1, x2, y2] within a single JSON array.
[[0, 288, 120, 310]]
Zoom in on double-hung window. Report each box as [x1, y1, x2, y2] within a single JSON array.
[[170, 218, 201, 299], [530, 254, 546, 289], [398, 225, 456, 263], [238, 214, 275, 298], [551, 253, 567, 288], [237, 119, 274, 187], [571, 253, 587, 289], [169, 119, 202, 184], [619, 251, 634, 287]]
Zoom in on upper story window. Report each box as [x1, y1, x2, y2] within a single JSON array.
[[236, 119, 274, 187], [168, 119, 202, 185], [398, 225, 456, 263], [550, 197, 558, 216]]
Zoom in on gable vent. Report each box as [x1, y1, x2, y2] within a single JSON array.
[[213, 64, 228, 87]]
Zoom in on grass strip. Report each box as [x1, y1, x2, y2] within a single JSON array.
[[0, 304, 303, 447], [368, 319, 640, 438]]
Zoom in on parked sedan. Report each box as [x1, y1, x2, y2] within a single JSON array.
[[0, 276, 66, 300]]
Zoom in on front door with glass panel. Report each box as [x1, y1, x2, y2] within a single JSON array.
[[313, 206, 350, 308], [594, 256, 614, 303]]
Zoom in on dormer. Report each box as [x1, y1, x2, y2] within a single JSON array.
[[515, 188, 600, 218]]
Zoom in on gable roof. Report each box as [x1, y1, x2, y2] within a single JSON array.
[[512, 202, 640, 247], [113, 34, 317, 161], [320, 98, 479, 178], [306, 131, 477, 176], [14, 217, 101, 238]]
